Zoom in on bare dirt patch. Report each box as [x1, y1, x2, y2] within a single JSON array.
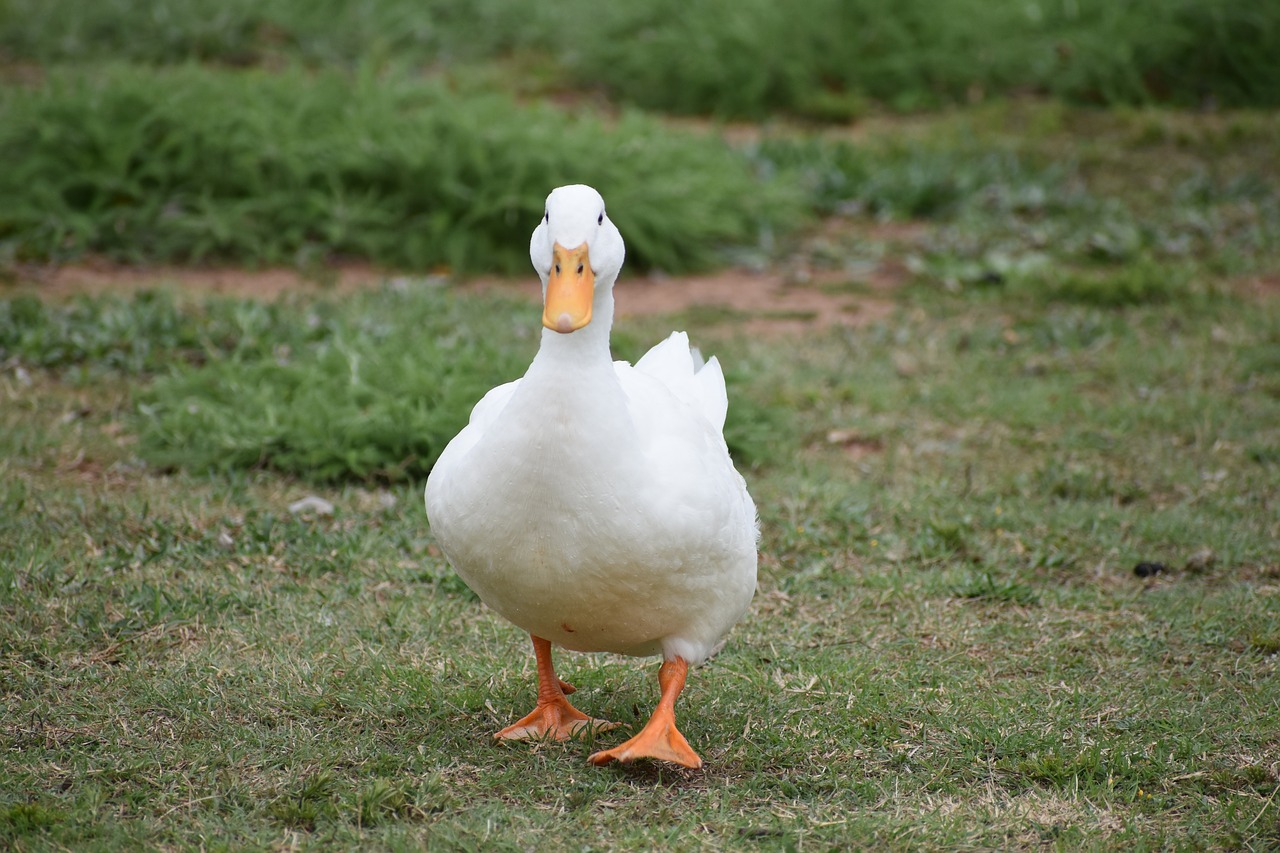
[[464, 265, 900, 336], [5, 213, 943, 333], [624, 268, 895, 334], [13, 256, 903, 336], [823, 428, 885, 461], [1241, 274, 1280, 299], [12, 258, 391, 301]]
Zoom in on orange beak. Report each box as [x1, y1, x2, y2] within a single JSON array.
[[543, 242, 594, 334]]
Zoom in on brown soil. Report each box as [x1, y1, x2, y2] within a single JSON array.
[[11, 252, 906, 336], [1244, 274, 1280, 299], [11, 238, 1273, 337], [14, 258, 391, 301], [624, 267, 898, 335]]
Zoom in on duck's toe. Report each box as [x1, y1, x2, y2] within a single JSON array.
[[587, 715, 702, 769], [495, 696, 618, 741]]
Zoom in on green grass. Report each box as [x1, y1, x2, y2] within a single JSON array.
[[759, 104, 1279, 308], [132, 286, 536, 482], [3, 219, 1278, 848], [3, 2, 1280, 846], [560, 0, 1280, 115], [0, 286, 795, 479], [4, 0, 1279, 114], [4, 66, 1276, 281], [0, 64, 799, 274]]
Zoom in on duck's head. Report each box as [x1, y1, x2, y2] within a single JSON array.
[[530, 184, 626, 334]]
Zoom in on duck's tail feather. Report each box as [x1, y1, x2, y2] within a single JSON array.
[[633, 331, 729, 433]]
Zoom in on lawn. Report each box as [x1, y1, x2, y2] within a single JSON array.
[[2, 2, 1279, 850]]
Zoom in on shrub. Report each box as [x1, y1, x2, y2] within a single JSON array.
[[0, 64, 800, 273]]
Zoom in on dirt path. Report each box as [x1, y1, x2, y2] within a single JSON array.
[[12, 227, 1274, 335], [12, 245, 909, 336]]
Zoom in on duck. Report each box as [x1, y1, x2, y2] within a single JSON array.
[[424, 184, 758, 768]]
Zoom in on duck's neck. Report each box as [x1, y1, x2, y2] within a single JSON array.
[[501, 280, 641, 488], [528, 283, 617, 376], [516, 282, 637, 453]]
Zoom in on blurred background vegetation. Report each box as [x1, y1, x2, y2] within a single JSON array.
[[2, 0, 1278, 275], [2, 0, 1278, 483]]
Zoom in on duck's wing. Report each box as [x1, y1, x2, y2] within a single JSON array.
[[628, 331, 728, 434], [434, 377, 521, 464], [466, 378, 522, 432]]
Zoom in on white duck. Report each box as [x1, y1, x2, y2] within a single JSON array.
[[425, 184, 758, 768]]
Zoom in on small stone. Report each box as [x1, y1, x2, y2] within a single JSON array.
[[892, 353, 919, 377], [289, 496, 335, 516], [1134, 562, 1166, 578], [1184, 547, 1216, 575]]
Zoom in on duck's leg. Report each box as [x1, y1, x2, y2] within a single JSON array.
[[495, 635, 618, 741], [588, 657, 702, 769]]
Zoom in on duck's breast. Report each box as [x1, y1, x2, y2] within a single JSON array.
[[425, 357, 756, 661]]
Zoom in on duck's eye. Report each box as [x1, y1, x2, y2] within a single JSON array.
[[597, 212, 604, 225], [544, 211, 549, 223]]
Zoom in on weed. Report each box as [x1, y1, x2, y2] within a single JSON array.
[[0, 802, 65, 840], [130, 284, 534, 482], [0, 65, 800, 273], [6, 1, 1280, 116], [1043, 261, 1193, 307], [0, 289, 299, 375], [951, 571, 1041, 606], [1, 285, 798, 480], [756, 137, 1076, 220], [555, 0, 1280, 115]]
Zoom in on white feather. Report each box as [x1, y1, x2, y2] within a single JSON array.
[[426, 185, 757, 666]]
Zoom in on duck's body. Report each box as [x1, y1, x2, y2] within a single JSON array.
[[429, 332, 757, 663], [425, 185, 758, 768]]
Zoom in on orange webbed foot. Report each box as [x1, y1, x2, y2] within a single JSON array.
[[587, 713, 702, 768], [495, 635, 617, 742], [588, 657, 703, 769], [495, 696, 618, 741]]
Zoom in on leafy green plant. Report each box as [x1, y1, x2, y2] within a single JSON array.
[[755, 136, 1078, 220], [4, 0, 1279, 115], [134, 285, 536, 482], [0, 64, 800, 273], [131, 287, 793, 481], [566, 0, 1280, 114], [1044, 259, 1194, 307], [0, 0, 547, 67], [0, 290, 302, 374]]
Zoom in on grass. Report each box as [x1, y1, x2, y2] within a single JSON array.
[[3, 1, 1280, 846], [3, 211, 1278, 848], [0, 64, 799, 274], [4, 67, 1276, 281], [3, 0, 1279, 114], [131, 286, 536, 482], [0, 286, 795, 480], [751, 104, 1279, 328], [566, 0, 1280, 115]]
